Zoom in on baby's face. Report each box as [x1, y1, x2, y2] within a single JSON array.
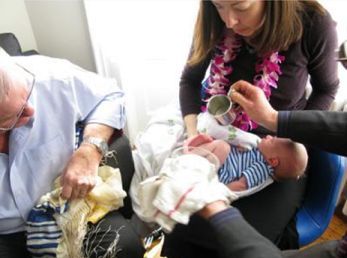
[[258, 135, 289, 158]]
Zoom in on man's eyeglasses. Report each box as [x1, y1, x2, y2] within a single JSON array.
[[0, 64, 35, 133]]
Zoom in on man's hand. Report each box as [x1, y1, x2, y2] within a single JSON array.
[[60, 123, 114, 200], [198, 200, 229, 219], [229, 80, 278, 132], [60, 144, 101, 200]]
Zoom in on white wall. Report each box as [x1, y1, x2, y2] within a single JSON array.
[[84, 0, 199, 142], [25, 0, 95, 72], [0, 0, 37, 52]]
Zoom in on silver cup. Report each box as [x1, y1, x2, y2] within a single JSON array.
[[207, 94, 236, 125]]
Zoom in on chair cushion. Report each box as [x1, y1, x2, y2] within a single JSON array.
[[0, 33, 23, 56]]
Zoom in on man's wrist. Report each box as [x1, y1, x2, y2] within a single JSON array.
[[82, 136, 108, 157], [265, 110, 278, 132], [198, 200, 229, 219]]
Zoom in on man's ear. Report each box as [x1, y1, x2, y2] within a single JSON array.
[[267, 157, 279, 167]]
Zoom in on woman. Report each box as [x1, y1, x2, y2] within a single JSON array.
[[167, 0, 339, 256]]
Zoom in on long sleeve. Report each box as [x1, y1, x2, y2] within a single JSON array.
[[267, 9, 339, 113], [69, 62, 126, 130], [277, 111, 347, 156], [209, 208, 283, 258], [304, 11, 339, 110], [179, 49, 212, 117]]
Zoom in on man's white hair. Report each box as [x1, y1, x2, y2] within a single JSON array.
[[0, 58, 28, 102]]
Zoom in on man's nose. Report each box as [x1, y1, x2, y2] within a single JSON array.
[[22, 104, 35, 118]]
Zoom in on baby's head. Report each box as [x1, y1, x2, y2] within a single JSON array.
[[258, 136, 308, 181]]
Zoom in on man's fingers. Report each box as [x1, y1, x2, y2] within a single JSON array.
[[230, 89, 251, 108], [61, 176, 96, 200], [84, 176, 96, 193], [78, 189, 88, 199], [61, 184, 72, 200], [230, 80, 252, 94], [76, 177, 95, 198]]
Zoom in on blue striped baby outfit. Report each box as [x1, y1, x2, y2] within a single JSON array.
[[218, 147, 274, 188]]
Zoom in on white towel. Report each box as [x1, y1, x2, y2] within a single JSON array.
[[197, 112, 260, 150], [138, 154, 239, 232], [130, 103, 186, 222]]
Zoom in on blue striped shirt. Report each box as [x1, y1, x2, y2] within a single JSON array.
[[218, 148, 274, 188]]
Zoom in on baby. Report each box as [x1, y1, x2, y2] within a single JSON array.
[[185, 134, 308, 192]]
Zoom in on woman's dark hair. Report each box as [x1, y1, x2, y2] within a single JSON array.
[[188, 0, 326, 66]]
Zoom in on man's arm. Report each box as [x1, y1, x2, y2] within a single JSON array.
[[60, 66, 125, 200], [61, 123, 114, 199], [277, 111, 347, 156], [230, 80, 347, 156], [199, 201, 283, 258]]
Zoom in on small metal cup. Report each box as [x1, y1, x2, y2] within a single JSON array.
[[207, 94, 236, 125]]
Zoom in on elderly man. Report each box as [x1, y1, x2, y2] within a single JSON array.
[[0, 55, 144, 258]]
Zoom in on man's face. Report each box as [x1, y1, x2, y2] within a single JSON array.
[[0, 84, 34, 133]]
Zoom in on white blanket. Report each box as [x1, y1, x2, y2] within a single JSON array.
[[138, 154, 238, 232], [197, 112, 260, 150], [130, 103, 273, 222]]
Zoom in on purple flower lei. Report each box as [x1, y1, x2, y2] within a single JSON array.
[[204, 32, 285, 131]]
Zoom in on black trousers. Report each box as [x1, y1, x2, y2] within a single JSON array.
[[84, 210, 144, 258], [0, 232, 31, 258], [0, 210, 144, 258]]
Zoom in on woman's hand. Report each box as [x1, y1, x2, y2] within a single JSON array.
[[229, 80, 278, 132], [184, 114, 199, 138]]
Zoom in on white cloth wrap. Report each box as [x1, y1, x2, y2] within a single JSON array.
[[138, 154, 239, 232], [130, 102, 185, 221], [131, 104, 274, 227], [197, 112, 261, 150]]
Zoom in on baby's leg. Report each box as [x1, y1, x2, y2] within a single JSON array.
[[200, 140, 231, 166]]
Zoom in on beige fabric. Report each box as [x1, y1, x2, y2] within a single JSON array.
[[37, 165, 126, 258]]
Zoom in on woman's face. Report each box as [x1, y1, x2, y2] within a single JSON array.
[[211, 0, 265, 37]]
